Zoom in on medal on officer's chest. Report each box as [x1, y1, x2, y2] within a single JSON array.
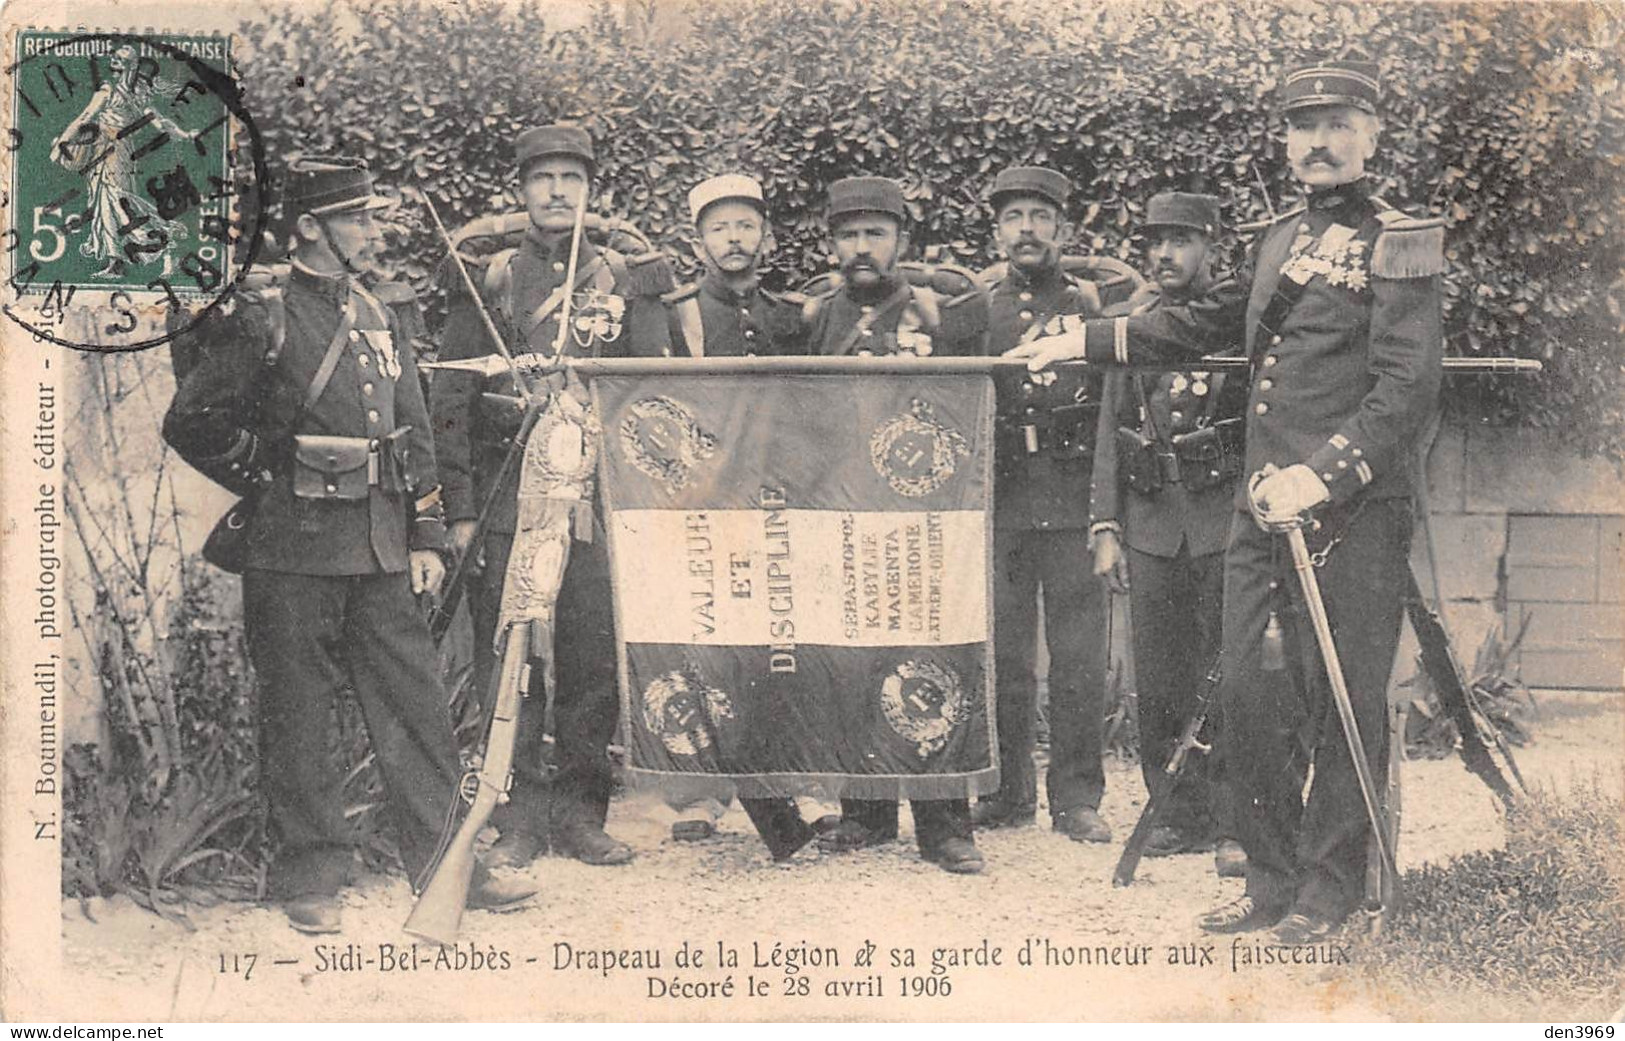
[[361, 329, 401, 379], [571, 289, 626, 347]]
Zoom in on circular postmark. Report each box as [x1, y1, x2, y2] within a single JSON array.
[[2, 30, 269, 352]]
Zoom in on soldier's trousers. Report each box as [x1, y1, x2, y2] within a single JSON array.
[[243, 569, 461, 899], [991, 527, 1108, 816], [1219, 500, 1410, 920], [837, 798, 972, 851], [471, 531, 620, 838], [1128, 543, 1232, 840]]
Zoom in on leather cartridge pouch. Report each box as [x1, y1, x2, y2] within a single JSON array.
[[1172, 417, 1244, 493], [378, 426, 412, 495], [292, 434, 375, 500], [478, 392, 527, 446], [1116, 426, 1163, 497]]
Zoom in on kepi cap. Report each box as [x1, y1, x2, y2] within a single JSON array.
[[989, 166, 1071, 212], [515, 124, 596, 174], [1144, 191, 1221, 238], [285, 156, 393, 218], [1279, 59, 1381, 114], [826, 176, 907, 224], [689, 174, 766, 224]]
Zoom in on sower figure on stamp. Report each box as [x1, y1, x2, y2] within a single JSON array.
[[162, 157, 536, 933], [1090, 192, 1248, 877], [800, 175, 990, 874], [974, 166, 1114, 845], [658, 173, 816, 860], [1012, 59, 1443, 943], [430, 125, 673, 870]]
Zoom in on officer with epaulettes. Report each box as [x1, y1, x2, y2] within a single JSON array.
[[1090, 191, 1248, 876], [974, 166, 1114, 845], [798, 175, 988, 874], [1013, 58, 1444, 943], [656, 173, 817, 861], [663, 174, 808, 358], [163, 157, 535, 933], [430, 124, 674, 870]]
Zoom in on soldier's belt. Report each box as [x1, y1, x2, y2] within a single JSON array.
[[291, 430, 411, 501], [996, 403, 1098, 458]]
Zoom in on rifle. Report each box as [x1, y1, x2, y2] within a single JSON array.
[[404, 190, 595, 943], [1113, 660, 1221, 887], [406, 616, 537, 945], [1404, 567, 1525, 807]]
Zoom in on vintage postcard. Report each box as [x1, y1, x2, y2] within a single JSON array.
[[0, 0, 1620, 1024]]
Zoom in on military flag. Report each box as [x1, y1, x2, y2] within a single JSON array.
[[593, 372, 997, 800]]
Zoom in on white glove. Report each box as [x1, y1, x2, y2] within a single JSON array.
[[1003, 330, 1087, 372], [1250, 464, 1330, 525]]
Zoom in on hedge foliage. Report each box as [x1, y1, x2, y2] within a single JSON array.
[[237, 0, 1625, 459]]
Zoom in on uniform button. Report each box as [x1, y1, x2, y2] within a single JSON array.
[[552, 261, 565, 273], [349, 330, 360, 341], [1271, 334, 1283, 345], [369, 439, 379, 449], [1258, 378, 1273, 391], [861, 328, 873, 337], [1263, 355, 1277, 367], [740, 307, 750, 317], [744, 329, 756, 340], [367, 409, 380, 423], [1038, 519, 1050, 528], [1255, 402, 1269, 416], [1322, 472, 1335, 482], [1338, 460, 1348, 469], [358, 354, 370, 367], [325, 483, 337, 495], [1352, 448, 1363, 457], [362, 382, 375, 395], [1019, 291, 1032, 302], [861, 305, 873, 315], [1019, 310, 1033, 321], [1171, 410, 1184, 423]]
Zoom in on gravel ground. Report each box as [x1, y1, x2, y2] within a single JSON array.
[[55, 690, 1623, 1022]]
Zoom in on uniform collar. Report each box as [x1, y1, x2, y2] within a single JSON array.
[[1159, 268, 1214, 306], [1306, 178, 1371, 216], [1005, 259, 1065, 292], [701, 270, 760, 304], [288, 259, 354, 304], [843, 271, 907, 306], [521, 227, 599, 269]]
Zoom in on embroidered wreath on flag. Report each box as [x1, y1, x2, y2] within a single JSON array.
[[619, 396, 717, 492], [641, 669, 735, 756], [880, 658, 967, 759], [869, 398, 970, 498]]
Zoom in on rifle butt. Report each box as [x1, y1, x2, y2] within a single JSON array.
[[404, 828, 479, 946]]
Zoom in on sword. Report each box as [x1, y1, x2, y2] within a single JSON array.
[[1246, 471, 1401, 908]]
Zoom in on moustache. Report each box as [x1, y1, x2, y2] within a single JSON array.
[[1302, 151, 1337, 165], [843, 257, 878, 272]]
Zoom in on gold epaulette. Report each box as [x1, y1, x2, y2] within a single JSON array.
[[1372, 211, 1446, 279]]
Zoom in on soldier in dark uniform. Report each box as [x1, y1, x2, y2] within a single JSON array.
[[163, 158, 535, 933], [974, 166, 1113, 844], [664, 174, 807, 359], [1013, 60, 1442, 943], [801, 176, 988, 874], [1090, 192, 1247, 876], [658, 173, 816, 860], [431, 125, 673, 869]]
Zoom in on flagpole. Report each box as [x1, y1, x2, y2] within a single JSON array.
[[423, 354, 1541, 378]]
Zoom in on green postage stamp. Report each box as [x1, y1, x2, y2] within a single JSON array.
[[4, 30, 266, 349]]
